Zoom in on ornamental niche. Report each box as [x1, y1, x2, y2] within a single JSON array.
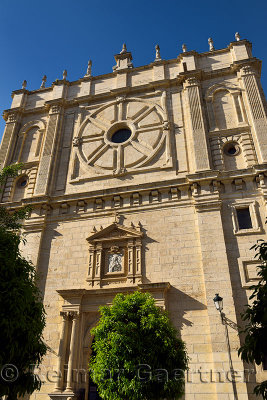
[[86, 218, 143, 287], [70, 94, 172, 180]]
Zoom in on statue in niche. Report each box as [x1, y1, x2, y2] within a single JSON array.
[[108, 246, 123, 272]]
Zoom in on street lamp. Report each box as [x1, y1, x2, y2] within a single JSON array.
[[213, 293, 237, 400], [213, 293, 223, 312]]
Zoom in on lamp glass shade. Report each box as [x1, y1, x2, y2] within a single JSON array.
[[213, 293, 223, 311]]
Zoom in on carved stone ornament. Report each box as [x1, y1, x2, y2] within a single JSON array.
[[7, 112, 18, 123], [235, 32, 240, 41], [208, 37, 215, 51], [86, 220, 143, 287], [40, 75, 47, 89], [241, 65, 255, 76], [184, 76, 200, 88], [70, 97, 173, 182], [85, 60, 92, 77], [72, 136, 82, 147], [50, 104, 62, 114], [63, 69, 67, 80], [163, 121, 170, 131], [155, 44, 161, 61], [113, 44, 133, 71], [108, 252, 123, 272]]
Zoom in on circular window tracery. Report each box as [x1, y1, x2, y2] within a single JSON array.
[[111, 128, 132, 144], [224, 142, 240, 156], [75, 99, 167, 175], [17, 176, 28, 188]]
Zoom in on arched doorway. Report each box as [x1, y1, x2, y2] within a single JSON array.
[[88, 338, 102, 400]]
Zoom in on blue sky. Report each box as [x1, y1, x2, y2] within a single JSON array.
[[0, 0, 267, 138]]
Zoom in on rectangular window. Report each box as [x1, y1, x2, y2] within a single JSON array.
[[183, 62, 188, 72], [236, 207, 252, 230]]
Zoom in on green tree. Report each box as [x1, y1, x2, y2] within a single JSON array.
[[0, 164, 47, 400], [238, 239, 267, 399], [90, 291, 188, 400]]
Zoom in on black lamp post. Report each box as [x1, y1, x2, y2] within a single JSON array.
[[213, 293, 223, 312], [213, 293, 238, 400]]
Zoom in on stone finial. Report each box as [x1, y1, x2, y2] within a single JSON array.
[[85, 60, 92, 77], [113, 44, 133, 71], [208, 37, 215, 51], [155, 44, 161, 61], [235, 32, 240, 41], [22, 80, 27, 89], [120, 43, 127, 54], [40, 75, 47, 89], [112, 210, 119, 224], [63, 69, 67, 80], [182, 44, 187, 53]]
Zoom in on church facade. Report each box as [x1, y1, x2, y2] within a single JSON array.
[[1, 34, 267, 400]]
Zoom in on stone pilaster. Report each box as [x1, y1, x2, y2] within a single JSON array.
[[94, 245, 102, 287], [20, 217, 46, 271], [66, 312, 80, 392], [195, 199, 249, 399], [239, 64, 267, 163], [183, 76, 211, 172], [35, 103, 64, 195], [127, 239, 134, 283], [55, 312, 69, 391], [0, 110, 22, 169]]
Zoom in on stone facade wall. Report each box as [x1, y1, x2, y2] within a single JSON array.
[[1, 37, 267, 400]]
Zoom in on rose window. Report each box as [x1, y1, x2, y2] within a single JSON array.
[[71, 97, 171, 179]]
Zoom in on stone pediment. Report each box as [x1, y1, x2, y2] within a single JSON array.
[[86, 220, 144, 288], [86, 222, 143, 243]]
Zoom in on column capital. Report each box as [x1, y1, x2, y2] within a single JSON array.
[[240, 64, 257, 77], [60, 311, 69, 320], [69, 311, 80, 320], [233, 59, 261, 77], [45, 100, 66, 115], [3, 108, 23, 123], [183, 75, 201, 89]]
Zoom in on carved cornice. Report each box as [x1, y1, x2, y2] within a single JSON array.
[[3, 166, 267, 217], [22, 220, 46, 233], [51, 79, 70, 87], [57, 282, 170, 310], [208, 125, 250, 136], [11, 89, 29, 97], [4, 66, 250, 116], [194, 198, 222, 213]]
